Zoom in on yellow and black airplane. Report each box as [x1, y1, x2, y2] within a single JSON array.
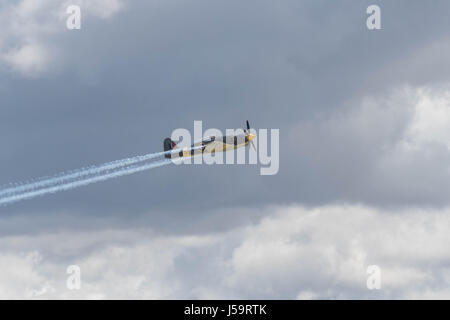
[[164, 121, 256, 159]]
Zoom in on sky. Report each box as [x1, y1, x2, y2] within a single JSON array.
[[0, 0, 449, 299]]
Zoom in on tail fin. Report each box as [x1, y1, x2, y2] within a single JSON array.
[[164, 138, 176, 158]]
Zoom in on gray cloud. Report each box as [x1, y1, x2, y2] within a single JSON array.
[[2, 1, 450, 215], [0, 205, 449, 299], [1, 0, 450, 299]]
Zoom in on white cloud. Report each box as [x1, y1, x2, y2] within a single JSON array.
[[0, 0, 125, 77], [289, 84, 450, 205], [0, 204, 448, 299], [75, 0, 124, 19], [406, 87, 450, 149], [292, 83, 450, 154], [2, 43, 51, 76], [227, 205, 450, 299], [296, 290, 319, 300]]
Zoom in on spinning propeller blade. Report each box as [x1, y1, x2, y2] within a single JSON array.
[[244, 120, 256, 150]]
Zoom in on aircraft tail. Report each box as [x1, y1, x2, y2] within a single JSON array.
[[164, 138, 176, 158]]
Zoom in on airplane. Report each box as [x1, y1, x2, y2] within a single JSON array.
[[164, 121, 256, 159]]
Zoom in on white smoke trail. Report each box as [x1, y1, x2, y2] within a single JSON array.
[[0, 151, 166, 197], [0, 145, 200, 198], [0, 145, 201, 206], [0, 158, 172, 206]]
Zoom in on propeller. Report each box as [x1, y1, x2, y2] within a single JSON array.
[[244, 120, 256, 151]]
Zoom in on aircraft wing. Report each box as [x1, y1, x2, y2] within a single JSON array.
[[203, 140, 224, 154]]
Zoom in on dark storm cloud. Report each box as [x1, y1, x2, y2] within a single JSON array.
[[1, 0, 450, 231]]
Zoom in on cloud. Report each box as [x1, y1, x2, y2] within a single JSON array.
[[2, 1, 450, 213], [0, 0, 124, 76], [406, 87, 450, 149], [1, 1, 450, 300], [0, 204, 448, 299], [76, 0, 124, 19], [289, 84, 450, 206], [2, 43, 51, 76], [228, 205, 450, 299]]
